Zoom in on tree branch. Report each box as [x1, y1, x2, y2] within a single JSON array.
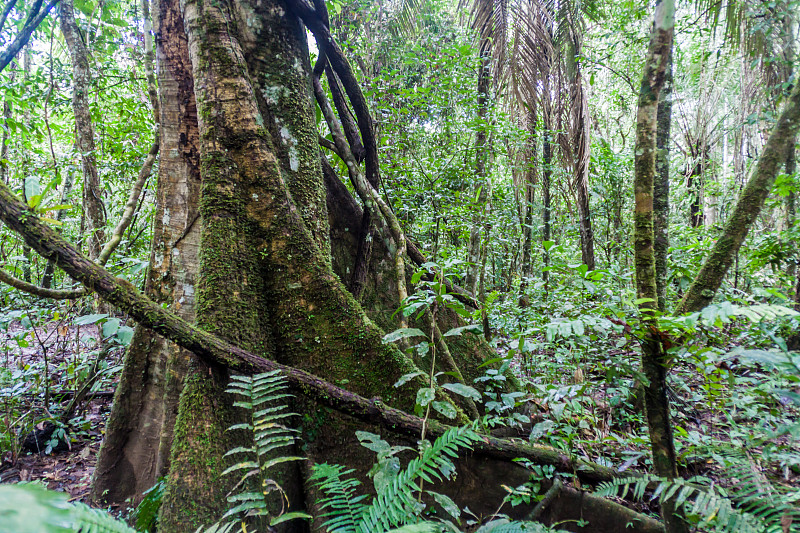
[[0, 138, 158, 299], [0, 0, 57, 85]]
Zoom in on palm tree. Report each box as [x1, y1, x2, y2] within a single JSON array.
[[466, 0, 598, 278]]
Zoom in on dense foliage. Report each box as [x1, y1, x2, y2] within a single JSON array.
[[0, 0, 799, 531]]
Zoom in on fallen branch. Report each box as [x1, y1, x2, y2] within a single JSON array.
[[0, 178, 623, 485]]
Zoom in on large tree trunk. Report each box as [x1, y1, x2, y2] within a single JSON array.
[[90, 0, 201, 505], [151, 0, 458, 528]]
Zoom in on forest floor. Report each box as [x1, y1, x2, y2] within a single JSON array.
[[2, 306, 800, 526], [0, 320, 119, 503]]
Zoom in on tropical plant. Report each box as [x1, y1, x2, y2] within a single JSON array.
[[595, 462, 800, 533], [310, 423, 482, 532], [208, 371, 311, 529], [0, 483, 137, 533]]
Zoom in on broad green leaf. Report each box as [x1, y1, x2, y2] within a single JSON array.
[[102, 318, 121, 338], [74, 313, 108, 325], [530, 420, 555, 440], [441, 383, 481, 401], [428, 490, 460, 519], [431, 400, 457, 419], [115, 326, 135, 346], [382, 328, 427, 344], [443, 324, 482, 337], [356, 431, 391, 453], [394, 371, 424, 388], [416, 387, 435, 407]]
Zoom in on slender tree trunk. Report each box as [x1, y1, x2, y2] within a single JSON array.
[[0, 59, 13, 184], [634, 2, 685, 532], [519, 111, 536, 305], [21, 47, 32, 283], [677, 79, 800, 314], [466, 48, 492, 294], [92, 0, 200, 505], [569, 40, 595, 271], [60, 0, 105, 259], [654, 49, 673, 312], [788, 139, 799, 311], [543, 127, 552, 287], [686, 142, 708, 228]]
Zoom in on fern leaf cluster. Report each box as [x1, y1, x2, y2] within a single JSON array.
[[220, 371, 309, 524], [0, 483, 136, 533], [596, 467, 800, 533], [311, 424, 482, 533]]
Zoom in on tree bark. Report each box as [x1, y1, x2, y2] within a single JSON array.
[[633, 2, 685, 532], [654, 49, 673, 312], [568, 36, 595, 271], [676, 78, 800, 314], [59, 0, 105, 259], [466, 48, 492, 294], [542, 128, 552, 285], [519, 111, 537, 304], [91, 0, 200, 505]]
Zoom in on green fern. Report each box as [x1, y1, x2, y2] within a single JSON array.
[[0, 483, 136, 533], [595, 468, 800, 533], [216, 371, 311, 527], [311, 463, 369, 532], [360, 425, 481, 532], [130, 477, 165, 532], [311, 424, 483, 533]]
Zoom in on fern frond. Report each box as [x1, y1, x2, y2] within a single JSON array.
[[219, 370, 307, 527], [595, 472, 800, 533], [0, 484, 136, 533], [310, 463, 367, 533], [357, 425, 481, 533]]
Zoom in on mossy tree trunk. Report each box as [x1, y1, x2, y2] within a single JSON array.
[[633, 2, 685, 532], [152, 0, 464, 528], [654, 49, 673, 312]]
